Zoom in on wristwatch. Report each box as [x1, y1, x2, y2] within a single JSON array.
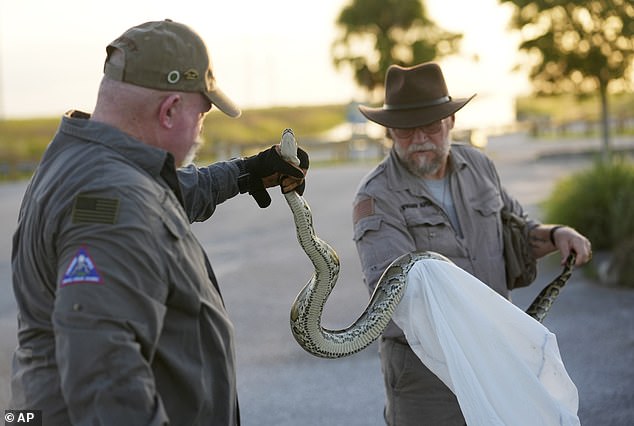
[[236, 159, 250, 194]]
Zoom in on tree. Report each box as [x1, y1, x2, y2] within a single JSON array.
[[332, 0, 462, 103], [500, 0, 634, 161]]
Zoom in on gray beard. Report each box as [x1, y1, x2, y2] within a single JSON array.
[[394, 142, 449, 178]]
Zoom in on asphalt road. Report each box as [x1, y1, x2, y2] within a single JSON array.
[[0, 133, 632, 425]]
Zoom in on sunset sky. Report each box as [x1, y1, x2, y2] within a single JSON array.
[[0, 0, 529, 128]]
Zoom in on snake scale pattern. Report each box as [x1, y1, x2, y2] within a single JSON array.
[[279, 129, 575, 359], [525, 253, 576, 323]]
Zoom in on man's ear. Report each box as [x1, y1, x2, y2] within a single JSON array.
[[158, 94, 181, 129], [447, 114, 456, 129]]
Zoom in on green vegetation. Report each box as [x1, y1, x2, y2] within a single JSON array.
[[501, 0, 634, 160], [0, 118, 60, 180], [543, 159, 634, 287], [0, 104, 348, 179], [202, 104, 346, 145], [0, 118, 60, 160]]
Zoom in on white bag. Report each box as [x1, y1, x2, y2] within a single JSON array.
[[391, 259, 580, 426]]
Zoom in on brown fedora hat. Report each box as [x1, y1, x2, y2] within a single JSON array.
[[359, 62, 475, 128]]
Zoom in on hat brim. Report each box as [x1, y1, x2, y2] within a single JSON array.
[[205, 87, 241, 118], [359, 95, 475, 128]]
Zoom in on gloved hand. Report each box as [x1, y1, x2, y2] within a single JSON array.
[[242, 145, 309, 208]]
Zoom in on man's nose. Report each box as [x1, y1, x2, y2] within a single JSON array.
[[411, 128, 430, 142]]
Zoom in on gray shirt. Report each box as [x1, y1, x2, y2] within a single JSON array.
[[353, 144, 535, 339], [11, 111, 242, 425]]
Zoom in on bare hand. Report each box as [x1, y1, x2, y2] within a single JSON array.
[[552, 226, 592, 266]]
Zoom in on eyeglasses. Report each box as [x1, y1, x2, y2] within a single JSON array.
[[391, 120, 443, 139]]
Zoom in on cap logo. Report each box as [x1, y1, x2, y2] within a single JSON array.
[[167, 70, 180, 84], [184, 69, 199, 80]]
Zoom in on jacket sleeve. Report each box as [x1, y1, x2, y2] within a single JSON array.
[[52, 187, 170, 425], [177, 160, 241, 222]]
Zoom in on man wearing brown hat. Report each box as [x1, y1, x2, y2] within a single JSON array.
[[10, 20, 307, 425], [352, 62, 592, 425]]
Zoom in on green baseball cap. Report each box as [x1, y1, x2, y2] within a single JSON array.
[[104, 19, 241, 118]]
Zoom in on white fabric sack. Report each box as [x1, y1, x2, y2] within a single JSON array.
[[391, 259, 580, 426]]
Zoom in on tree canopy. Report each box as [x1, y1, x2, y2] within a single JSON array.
[[332, 0, 462, 102], [500, 0, 634, 158], [501, 0, 634, 95]]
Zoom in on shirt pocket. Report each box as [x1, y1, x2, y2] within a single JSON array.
[[402, 205, 453, 251], [402, 205, 446, 228], [470, 188, 503, 217], [469, 188, 504, 255]]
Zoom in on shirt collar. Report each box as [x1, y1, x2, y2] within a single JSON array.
[[59, 111, 184, 206], [60, 110, 169, 178]]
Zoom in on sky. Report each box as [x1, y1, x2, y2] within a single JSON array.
[[0, 0, 530, 129]]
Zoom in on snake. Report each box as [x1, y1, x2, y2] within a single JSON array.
[[524, 253, 576, 323], [279, 128, 576, 359]]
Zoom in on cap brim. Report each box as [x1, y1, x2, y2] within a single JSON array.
[[359, 95, 476, 128], [206, 87, 241, 118]]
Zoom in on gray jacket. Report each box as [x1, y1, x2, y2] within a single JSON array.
[[353, 144, 535, 339], [11, 111, 242, 425]]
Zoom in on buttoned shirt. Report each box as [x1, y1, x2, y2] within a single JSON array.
[[353, 144, 535, 339], [11, 111, 241, 425]]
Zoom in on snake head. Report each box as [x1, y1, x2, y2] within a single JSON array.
[[280, 128, 301, 166]]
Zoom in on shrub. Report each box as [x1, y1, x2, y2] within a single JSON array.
[[543, 158, 634, 287]]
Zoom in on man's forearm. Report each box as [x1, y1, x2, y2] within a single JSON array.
[[528, 224, 560, 259]]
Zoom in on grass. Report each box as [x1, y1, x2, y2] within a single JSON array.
[[0, 118, 60, 160], [0, 104, 349, 179], [202, 104, 347, 145], [196, 104, 347, 159]]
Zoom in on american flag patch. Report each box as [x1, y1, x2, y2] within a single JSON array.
[[353, 197, 375, 224], [72, 195, 119, 224]]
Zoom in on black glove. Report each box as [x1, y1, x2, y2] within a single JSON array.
[[240, 145, 309, 208], [287, 147, 309, 196]]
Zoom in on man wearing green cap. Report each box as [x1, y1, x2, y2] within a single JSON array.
[[10, 20, 308, 425], [353, 62, 592, 425]]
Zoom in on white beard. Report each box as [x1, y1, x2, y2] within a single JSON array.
[[395, 141, 449, 178]]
